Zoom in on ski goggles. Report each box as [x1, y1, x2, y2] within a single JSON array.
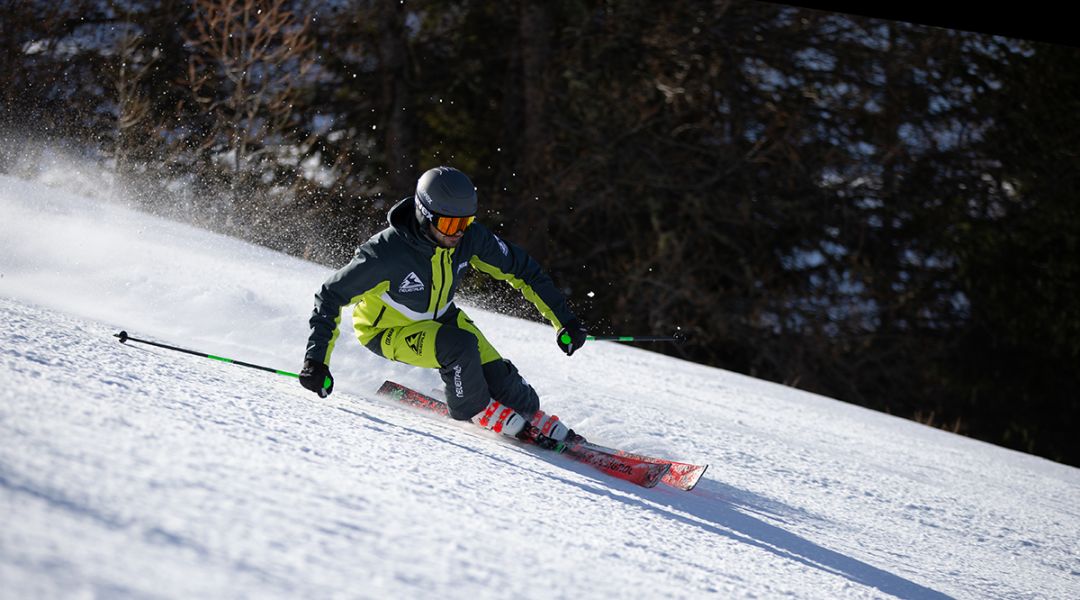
[[432, 214, 475, 236]]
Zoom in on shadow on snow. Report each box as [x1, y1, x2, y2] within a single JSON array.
[[342, 406, 951, 600]]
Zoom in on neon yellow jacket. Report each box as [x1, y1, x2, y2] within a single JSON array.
[[305, 197, 575, 366]]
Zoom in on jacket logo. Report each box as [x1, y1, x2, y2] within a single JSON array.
[[494, 236, 509, 256], [457, 262, 469, 275], [404, 332, 426, 355], [399, 272, 425, 293]]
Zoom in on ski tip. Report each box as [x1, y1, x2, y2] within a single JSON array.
[[665, 464, 708, 491], [375, 380, 396, 395], [684, 464, 709, 491]]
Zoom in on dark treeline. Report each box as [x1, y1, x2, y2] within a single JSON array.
[[2, 1, 1077, 465]]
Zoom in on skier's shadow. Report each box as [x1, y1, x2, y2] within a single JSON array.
[[565, 468, 952, 600], [492, 446, 949, 598], [348, 409, 950, 599]]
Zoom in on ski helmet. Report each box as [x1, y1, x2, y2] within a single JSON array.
[[415, 166, 477, 226]]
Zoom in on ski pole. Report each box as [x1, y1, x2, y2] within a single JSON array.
[[113, 330, 331, 391], [562, 333, 685, 344]]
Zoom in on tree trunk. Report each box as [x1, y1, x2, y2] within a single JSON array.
[[378, 2, 415, 194]]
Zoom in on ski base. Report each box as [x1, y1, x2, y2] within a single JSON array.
[[376, 380, 706, 491]]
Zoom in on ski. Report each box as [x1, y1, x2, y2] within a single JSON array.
[[520, 426, 671, 489], [581, 442, 708, 491], [376, 380, 705, 490]]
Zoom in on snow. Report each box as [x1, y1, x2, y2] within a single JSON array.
[[2, 173, 1078, 599]]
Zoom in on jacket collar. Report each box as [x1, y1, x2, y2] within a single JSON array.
[[388, 196, 438, 251]]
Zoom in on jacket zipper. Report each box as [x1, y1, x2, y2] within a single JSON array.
[[431, 250, 442, 319], [432, 249, 450, 319]]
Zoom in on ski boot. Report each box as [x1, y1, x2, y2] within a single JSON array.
[[472, 399, 528, 437], [521, 410, 586, 450], [530, 410, 571, 442]]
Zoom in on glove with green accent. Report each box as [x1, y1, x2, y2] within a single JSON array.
[[556, 318, 588, 356], [299, 359, 334, 397]]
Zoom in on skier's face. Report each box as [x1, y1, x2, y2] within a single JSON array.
[[429, 223, 464, 248]]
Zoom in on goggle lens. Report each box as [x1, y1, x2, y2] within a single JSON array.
[[433, 215, 474, 236]]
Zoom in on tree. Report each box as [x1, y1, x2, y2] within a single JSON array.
[[0, 1, 93, 174], [183, 0, 315, 234], [951, 41, 1080, 463]]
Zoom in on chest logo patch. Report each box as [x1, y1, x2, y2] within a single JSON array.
[[399, 272, 425, 293]]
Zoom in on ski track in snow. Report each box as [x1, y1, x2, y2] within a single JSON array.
[[2, 174, 1079, 599]]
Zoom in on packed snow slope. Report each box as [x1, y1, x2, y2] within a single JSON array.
[[1, 173, 1078, 599]]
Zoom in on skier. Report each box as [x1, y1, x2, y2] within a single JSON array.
[[299, 166, 588, 442]]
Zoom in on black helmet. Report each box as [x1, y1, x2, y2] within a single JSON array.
[[415, 166, 477, 223], [414, 167, 478, 238]]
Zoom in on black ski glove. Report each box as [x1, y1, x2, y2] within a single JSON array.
[[299, 359, 334, 397], [556, 318, 588, 356]]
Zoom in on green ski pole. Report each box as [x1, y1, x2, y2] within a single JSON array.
[[113, 330, 331, 391], [560, 333, 685, 345]]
